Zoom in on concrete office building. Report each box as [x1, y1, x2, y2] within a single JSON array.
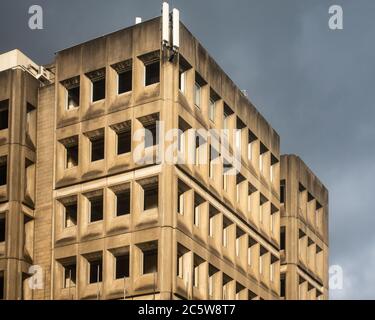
[[279, 155, 329, 300], [0, 6, 328, 300]]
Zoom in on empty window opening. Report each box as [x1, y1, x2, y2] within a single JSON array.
[[0, 214, 5, 242], [193, 255, 204, 288], [270, 255, 278, 282], [139, 241, 158, 274], [259, 193, 268, 224], [248, 130, 257, 161], [270, 154, 278, 182], [62, 77, 80, 110], [223, 104, 234, 132], [280, 274, 286, 298], [209, 145, 220, 179], [112, 121, 132, 155], [140, 177, 159, 211], [140, 51, 160, 86], [222, 217, 232, 248], [61, 259, 76, 288], [177, 244, 189, 278], [86, 129, 105, 162], [87, 69, 106, 102], [194, 193, 205, 227], [0, 100, 9, 130], [236, 283, 245, 300], [114, 251, 130, 279], [88, 254, 103, 284], [259, 246, 267, 275], [139, 113, 159, 148], [259, 143, 268, 173], [208, 264, 219, 296], [248, 183, 256, 212], [248, 237, 257, 266], [115, 189, 131, 217], [60, 197, 77, 228], [270, 204, 278, 233], [209, 205, 219, 238], [179, 56, 191, 94], [177, 180, 189, 215], [61, 136, 79, 169], [280, 226, 286, 250], [236, 228, 245, 257], [209, 89, 220, 122], [0, 157, 7, 186], [236, 174, 246, 203], [194, 73, 206, 109], [248, 290, 258, 300], [87, 191, 103, 223], [178, 117, 191, 155], [280, 180, 286, 204], [112, 60, 132, 94], [222, 274, 232, 300]]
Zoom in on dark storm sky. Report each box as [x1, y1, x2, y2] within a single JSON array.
[[1, 0, 374, 299]]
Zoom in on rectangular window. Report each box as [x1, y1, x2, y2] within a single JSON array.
[[64, 199, 77, 228], [89, 134, 105, 162], [89, 194, 103, 223], [117, 129, 131, 155], [194, 82, 201, 108], [280, 226, 286, 250], [140, 177, 159, 211], [63, 260, 77, 288], [112, 60, 132, 94], [0, 214, 5, 242], [280, 180, 286, 204], [61, 136, 79, 169], [118, 70, 132, 94], [179, 56, 191, 94], [86, 69, 106, 102], [209, 98, 216, 122], [116, 189, 131, 217], [145, 61, 160, 86], [194, 193, 204, 228], [0, 157, 7, 186], [142, 248, 158, 274], [139, 113, 159, 148], [115, 252, 130, 279], [88, 255, 103, 284], [0, 100, 9, 130], [62, 77, 80, 110]]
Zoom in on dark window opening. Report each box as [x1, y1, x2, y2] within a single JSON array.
[[142, 180, 158, 211], [88, 256, 103, 284], [145, 61, 160, 86], [116, 190, 130, 217], [115, 253, 130, 279], [64, 201, 77, 228], [89, 195, 103, 223], [280, 275, 286, 297], [86, 69, 106, 102], [92, 78, 105, 102], [118, 70, 132, 94], [280, 180, 286, 204], [67, 86, 80, 109], [0, 158, 7, 186], [143, 248, 158, 274], [117, 129, 131, 155], [280, 226, 286, 250], [0, 100, 9, 130], [63, 261, 77, 288], [145, 123, 157, 148], [62, 136, 79, 169], [0, 215, 5, 242], [90, 135, 105, 162]]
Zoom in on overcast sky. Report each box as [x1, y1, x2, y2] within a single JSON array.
[[1, 0, 374, 299]]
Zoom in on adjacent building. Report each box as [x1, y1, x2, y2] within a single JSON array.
[[0, 9, 328, 300]]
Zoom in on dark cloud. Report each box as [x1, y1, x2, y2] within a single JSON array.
[[1, 0, 374, 299]]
